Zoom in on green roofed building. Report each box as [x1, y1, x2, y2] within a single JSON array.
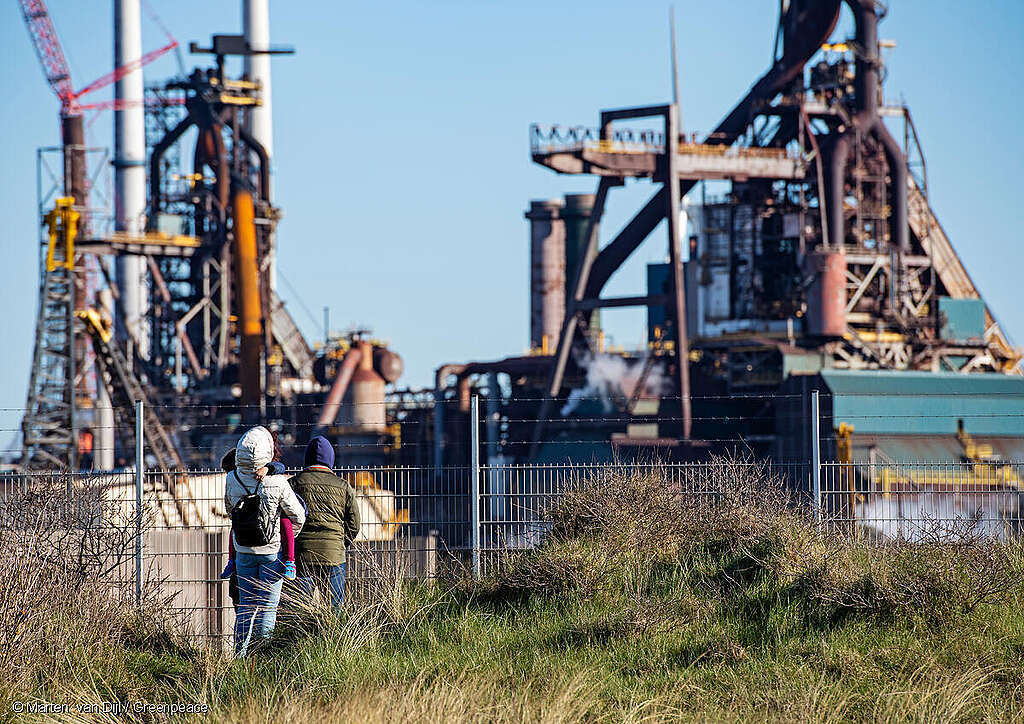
[[777, 369, 1024, 465]]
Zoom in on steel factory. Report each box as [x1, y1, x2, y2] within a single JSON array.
[[14, 0, 1024, 495]]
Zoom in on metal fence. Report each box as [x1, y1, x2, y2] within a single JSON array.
[[820, 460, 1024, 541], [4, 393, 1023, 644], [4, 453, 1023, 644]]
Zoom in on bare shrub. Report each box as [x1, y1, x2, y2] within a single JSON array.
[[547, 453, 795, 556], [0, 472, 174, 699], [486, 455, 1024, 629], [798, 533, 1024, 626], [483, 454, 800, 602], [484, 538, 624, 601]]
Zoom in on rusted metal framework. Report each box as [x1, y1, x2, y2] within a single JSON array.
[[530, 103, 695, 447], [141, 35, 310, 432], [524, 0, 1020, 451]]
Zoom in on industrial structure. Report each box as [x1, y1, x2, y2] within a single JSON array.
[[17, 0, 406, 476], [431, 0, 1024, 467], [15, 0, 1024, 498]]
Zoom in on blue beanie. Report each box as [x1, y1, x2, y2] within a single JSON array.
[[304, 435, 335, 469]]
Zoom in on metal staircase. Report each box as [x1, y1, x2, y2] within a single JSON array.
[[908, 178, 1020, 370], [270, 289, 315, 378], [78, 310, 202, 527]]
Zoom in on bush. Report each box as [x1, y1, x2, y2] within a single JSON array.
[[484, 456, 1024, 630], [797, 535, 1024, 626], [0, 474, 185, 704]]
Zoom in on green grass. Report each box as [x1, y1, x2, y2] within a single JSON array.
[[11, 546, 1024, 722], [6, 464, 1024, 722]]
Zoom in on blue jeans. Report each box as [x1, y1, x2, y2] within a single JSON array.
[[297, 562, 346, 612], [234, 551, 284, 656]]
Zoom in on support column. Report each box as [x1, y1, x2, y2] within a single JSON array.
[[114, 0, 149, 359], [470, 394, 481, 581], [95, 286, 115, 469], [243, 0, 276, 291], [665, 104, 692, 440]]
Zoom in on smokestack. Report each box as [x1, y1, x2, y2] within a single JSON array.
[[242, 0, 275, 291], [243, 0, 274, 159], [562, 193, 600, 334], [113, 0, 148, 359], [525, 199, 565, 352]]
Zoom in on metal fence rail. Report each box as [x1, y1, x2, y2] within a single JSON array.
[[2, 453, 1023, 643], [820, 460, 1024, 541], [4, 387, 1023, 643]]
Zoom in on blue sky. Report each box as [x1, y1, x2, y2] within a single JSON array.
[[1, 1, 1022, 439]]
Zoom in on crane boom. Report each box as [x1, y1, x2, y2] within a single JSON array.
[[18, 0, 179, 117], [73, 40, 178, 102], [17, 0, 75, 112]]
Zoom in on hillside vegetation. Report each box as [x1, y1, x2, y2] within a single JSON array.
[[4, 460, 1024, 723]]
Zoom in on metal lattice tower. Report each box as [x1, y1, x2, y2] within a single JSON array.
[[21, 197, 79, 470]]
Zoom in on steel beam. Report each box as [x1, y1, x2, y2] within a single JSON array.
[[665, 103, 692, 440], [576, 294, 669, 311], [583, 188, 667, 300]]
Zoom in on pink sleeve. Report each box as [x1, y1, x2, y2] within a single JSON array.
[[280, 516, 295, 562]]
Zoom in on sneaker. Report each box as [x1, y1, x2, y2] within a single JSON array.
[[283, 560, 296, 580], [220, 559, 235, 579]]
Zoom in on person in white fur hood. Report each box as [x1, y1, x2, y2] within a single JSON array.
[[224, 426, 306, 656]]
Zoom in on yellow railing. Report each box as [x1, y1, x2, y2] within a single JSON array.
[[677, 143, 789, 160], [878, 464, 1024, 495], [539, 139, 795, 160]]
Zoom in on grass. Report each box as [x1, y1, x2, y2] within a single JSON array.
[[4, 460, 1024, 722]]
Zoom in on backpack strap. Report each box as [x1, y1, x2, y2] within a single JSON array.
[[232, 469, 261, 496]]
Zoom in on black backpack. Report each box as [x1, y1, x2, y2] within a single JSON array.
[[230, 470, 274, 547]]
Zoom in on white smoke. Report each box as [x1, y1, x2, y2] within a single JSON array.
[[856, 494, 1016, 542], [561, 352, 670, 416]]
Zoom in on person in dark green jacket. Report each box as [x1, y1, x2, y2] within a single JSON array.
[[289, 436, 360, 610]]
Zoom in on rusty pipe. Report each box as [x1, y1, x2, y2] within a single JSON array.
[[849, 0, 907, 255], [196, 125, 230, 213], [872, 119, 909, 253], [458, 376, 473, 414], [232, 189, 263, 405], [221, 116, 271, 201], [213, 110, 233, 214], [847, 0, 879, 118], [826, 0, 908, 253], [433, 363, 466, 477], [315, 346, 362, 432], [827, 133, 851, 249], [148, 115, 194, 227]]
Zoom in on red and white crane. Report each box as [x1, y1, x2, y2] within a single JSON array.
[[17, 0, 180, 471], [17, 0, 178, 116]]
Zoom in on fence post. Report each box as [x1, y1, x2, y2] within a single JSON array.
[[811, 389, 822, 530], [470, 394, 481, 581], [135, 399, 144, 606]]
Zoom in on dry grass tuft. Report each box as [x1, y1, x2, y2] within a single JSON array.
[[539, 456, 1023, 626], [0, 474, 183, 706]]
